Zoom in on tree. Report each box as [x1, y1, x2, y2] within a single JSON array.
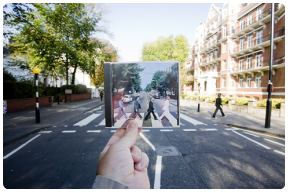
[[142, 35, 189, 88], [5, 3, 106, 85]]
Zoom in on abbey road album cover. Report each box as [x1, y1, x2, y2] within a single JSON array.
[[104, 61, 180, 128]]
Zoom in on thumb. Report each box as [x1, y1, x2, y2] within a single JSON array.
[[118, 119, 139, 148]]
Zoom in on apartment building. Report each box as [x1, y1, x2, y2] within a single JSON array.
[[190, 3, 285, 100]]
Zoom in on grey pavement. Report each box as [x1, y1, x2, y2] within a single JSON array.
[[3, 98, 103, 146], [181, 100, 285, 137]]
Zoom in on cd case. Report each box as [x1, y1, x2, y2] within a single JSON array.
[[104, 61, 180, 128]]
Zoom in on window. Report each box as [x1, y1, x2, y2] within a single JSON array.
[[246, 78, 251, 87], [239, 59, 244, 70], [256, 8, 263, 20], [239, 78, 244, 88], [256, 54, 263, 67], [247, 57, 252, 69], [240, 38, 244, 51], [255, 76, 261, 87], [256, 30, 263, 44], [240, 20, 245, 31], [247, 34, 253, 48], [223, 26, 227, 37], [247, 15, 253, 25], [223, 78, 227, 88]]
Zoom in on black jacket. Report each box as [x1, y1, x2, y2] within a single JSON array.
[[215, 97, 222, 107]]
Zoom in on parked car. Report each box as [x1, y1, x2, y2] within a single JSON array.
[[122, 95, 133, 103]]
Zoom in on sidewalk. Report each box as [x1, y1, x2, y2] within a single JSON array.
[[180, 100, 285, 137], [3, 98, 103, 146]]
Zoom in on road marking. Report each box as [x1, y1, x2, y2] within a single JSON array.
[[39, 131, 52, 134], [231, 127, 285, 141], [53, 126, 57, 128], [274, 150, 285, 156], [154, 155, 163, 189], [139, 133, 156, 151], [74, 113, 101, 127], [62, 130, 76, 133], [264, 138, 285, 147], [86, 130, 101, 133], [200, 128, 217, 131], [4, 134, 41, 159], [142, 129, 150, 133], [243, 131, 259, 138], [110, 130, 116, 133], [64, 125, 68, 127], [225, 128, 238, 131], [113, 113, 131, 128], [183, 129, 197, 131], [180, 113, 206, 125], [232, 130, 271, 150], [160, 129, 173, 132], [151, 113, 163, 128], [99, 118, 105, 126]]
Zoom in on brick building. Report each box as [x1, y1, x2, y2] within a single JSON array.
[[189, 3, 285, 100]]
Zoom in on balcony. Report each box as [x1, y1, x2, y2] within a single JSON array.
[[200, 57, 221, 67], [230, 57, 285, 77], [231, 29, 284, 58]]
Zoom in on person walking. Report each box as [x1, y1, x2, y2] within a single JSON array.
[[159, 96, 171, 120], [133, 97, 142, 119], [115, 97, 128, 120], [144, 98, 157, 120], [212, 93, 225, 118], [100, 91, 104, 101]]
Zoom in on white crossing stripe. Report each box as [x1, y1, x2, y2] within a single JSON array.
[[231, 127, 285, 141], [113, 113, 131, 128], [74, 113, 101, 127], [39, 131, 52, 134], [140, 133, 156, 151], [87, 130, 101, 133], [160, 129, 173, 132], [274, 150, 285, 155], [183, 129, 197, 132], [200, 128, 217, 131], [180, 113, 206, 125], [4, 134, 41, 159], [160, 112, 177, 127], [99, 118, 105, 126], [232, 130, 271, 150], [243, 131, 259, 138], [62, 130, 76, 133], [264, 138, 285, 147], [154, 155, 163, 189], [151, 112, 163, 127]]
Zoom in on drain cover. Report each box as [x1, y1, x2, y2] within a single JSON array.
[[156, 146, 181, 157]]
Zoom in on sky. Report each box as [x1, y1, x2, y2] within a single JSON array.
[[98, 3, 217, 62]]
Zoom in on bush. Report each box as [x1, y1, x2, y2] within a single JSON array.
[[222, 97, 230, 105], [257, 98, 284, 109], [60, 84, 89, 94], [235, 97, 249, 106], [208, 96, 216, 103]]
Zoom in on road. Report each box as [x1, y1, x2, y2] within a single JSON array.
[[3, 104, 285, 188]]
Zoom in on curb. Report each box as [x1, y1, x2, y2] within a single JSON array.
[[3, 102, 104, 147], [226, 123, 285, 138]]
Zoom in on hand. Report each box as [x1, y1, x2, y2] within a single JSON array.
[[98, 119, 150, 189]]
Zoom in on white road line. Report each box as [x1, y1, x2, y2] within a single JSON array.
[[151, 113, 163, 127], [74, 113, 101, 127], [274, 150, 285, 156], [62, 130, 76, 133], [160, 129, 173, 132], [183, 129, 197, 131], [180, 114, 206, 125], [142, 129, 150, 133], [4, 134, 41, 159], [38, 131, 52, 134], [264, 138, 285, 147], [53, 126, 57, 128], [64, 125, 68, 127], [225, 128, 238, 131], [154, 155, 163, 189], [99, 118, 105, 126], [243, 131, 259, 138], [139, 133, 156, 151], [200, 128, 217, 131], [231, 127, 285, 141], [110, 130, 116, 133], [86, 130, 101, 133], [232, 130, 271, 150]]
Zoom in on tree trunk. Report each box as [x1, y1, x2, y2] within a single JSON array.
[[65, 53, 69, 86], [71, 64, 78, 85]]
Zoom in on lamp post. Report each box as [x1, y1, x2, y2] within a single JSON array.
[[32, 67, 41, 123], [265, 3, 275, 128], [197, 83, 201, 112]]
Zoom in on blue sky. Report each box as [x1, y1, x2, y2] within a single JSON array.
[[99, 3, 217, 61]]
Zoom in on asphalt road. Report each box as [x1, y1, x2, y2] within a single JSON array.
[[3, 104, 285, 189]]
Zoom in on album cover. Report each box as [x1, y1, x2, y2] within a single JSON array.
[[104, 61, 179, 128]]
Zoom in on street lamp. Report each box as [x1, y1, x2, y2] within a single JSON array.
[[197, 83, 201, 112], [32, 67, 41, 123]]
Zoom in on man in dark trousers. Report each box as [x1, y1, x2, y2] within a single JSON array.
[[212, 93, 225, 118], [100, 91, 104, 101], [144, 98, 158, 120], [133, 96, 142, 119]]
